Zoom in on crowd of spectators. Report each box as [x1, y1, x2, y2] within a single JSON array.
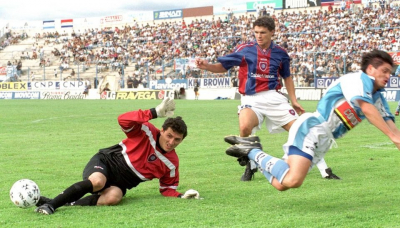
[[275, 0, 400, 86], [2, 1, 400, 88], [0, 28, 28, 51]]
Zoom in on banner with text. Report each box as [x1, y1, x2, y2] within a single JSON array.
[[149, 79, 187, 90], [153, 9, 183, 20], [100, 15, 124, 24], [0, 82, 28, 91], [389, 52, 400, 65], [40, 91, 86, 100], [322, 0, 361, 6], [246, 0, 283, 11], [317, 76, 400, 89], [115, 90, 174, 100], [283, 0, 321, 9], [188, 77, 231, 88], [281, 87, 324, 100], [27, 81, 85, 91], [381, 90, 400, 102], [0, 91, 40, 99], [316, 77, 339, 89]]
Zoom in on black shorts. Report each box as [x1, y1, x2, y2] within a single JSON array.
[[82, 153, 127, 196]]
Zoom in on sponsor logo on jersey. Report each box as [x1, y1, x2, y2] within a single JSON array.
[[250, 73, 275, 79]]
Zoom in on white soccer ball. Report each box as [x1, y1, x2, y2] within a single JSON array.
[[10, 179, 41, 208]]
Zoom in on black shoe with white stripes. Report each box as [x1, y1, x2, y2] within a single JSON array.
[[35, 204, 55, 215]]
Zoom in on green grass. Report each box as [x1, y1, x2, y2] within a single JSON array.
[[1, 100, 400, 228]]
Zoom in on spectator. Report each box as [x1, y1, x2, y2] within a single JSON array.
[[60, 61, 69, 72], [4, 4, 400, 83], [127, 76, 134, 88], [305, 73, 315, 87], [70, 69, 75, 78], [133, 77, 140, 88], [142, 77, 148, 88], [83, 82, 89, 97], [102, 82, 111, 93], [30, 72, 37, 81], [5, 27, 11, 39], [119, 76, 125, 89], [16, 61, 22, 76], [231, 76, 238, 87]]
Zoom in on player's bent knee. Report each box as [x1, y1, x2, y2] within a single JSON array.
[[282, 176, 304, 189], [98, 186, 123, 206], [88, 177, 106, 190], [100, 195, 122, 206], [273, 183, 290, 192]]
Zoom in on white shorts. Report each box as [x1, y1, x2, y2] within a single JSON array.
[[282, 112, 335, 167], [238, 90, 298, 134]]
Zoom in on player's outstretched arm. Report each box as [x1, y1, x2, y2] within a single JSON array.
[[195, 58, 227, 73], [386, 120, 400, 136], [360, 100, 400, 149]]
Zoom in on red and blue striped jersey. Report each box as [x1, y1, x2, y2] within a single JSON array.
[[218, 41, 290, 95]]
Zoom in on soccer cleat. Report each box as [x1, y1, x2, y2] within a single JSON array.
[[35, 196, 53, 207], [224, 135, 261, 146], [324, 168, 341, 180], [236, 156, 249, 166], [396, 111, 399, 116], [35, 204, 55, 215], [240, 162, 257, 181], [226, 143, 262, 158]]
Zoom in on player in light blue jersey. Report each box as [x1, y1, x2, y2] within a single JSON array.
[[225, 50, 400, 191]]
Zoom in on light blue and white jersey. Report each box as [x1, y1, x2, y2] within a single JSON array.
[[317, 71, 394, 139]]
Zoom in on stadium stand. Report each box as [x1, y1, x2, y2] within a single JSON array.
[[1, 1, 400, 88]]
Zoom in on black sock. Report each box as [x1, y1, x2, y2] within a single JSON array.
[[50, 180, 93, 209], [68, 194, 100, 206]]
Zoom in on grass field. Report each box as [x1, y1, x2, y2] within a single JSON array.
[[1, 99, 400, 228]]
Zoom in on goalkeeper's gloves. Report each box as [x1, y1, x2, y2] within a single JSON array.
[[181, 189, 200, 199], [155, 97, 175, 118]]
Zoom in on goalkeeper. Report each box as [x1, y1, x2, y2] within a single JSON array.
[[35, 98, 201, 215]]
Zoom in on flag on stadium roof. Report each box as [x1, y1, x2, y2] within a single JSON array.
[[43, 20, 55, 29], [61, 19, 73, 28]]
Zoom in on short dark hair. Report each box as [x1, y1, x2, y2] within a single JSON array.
[[361, 49, 393, 73], [162, 116, 187, 139], [253, 16, 275, 31]]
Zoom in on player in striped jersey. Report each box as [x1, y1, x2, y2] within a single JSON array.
[[196, 16, 338, 181], [225, 50, 400, 191], [35, 98, 201, 215]]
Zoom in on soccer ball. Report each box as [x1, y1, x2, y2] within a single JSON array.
[[10, 179, 40, 208]]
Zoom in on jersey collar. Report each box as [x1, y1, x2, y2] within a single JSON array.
[[156, 133, 168, 154], [255, 41, 275, 53]]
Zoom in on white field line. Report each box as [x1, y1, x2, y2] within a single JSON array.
[[361, 142, 397, 150]]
